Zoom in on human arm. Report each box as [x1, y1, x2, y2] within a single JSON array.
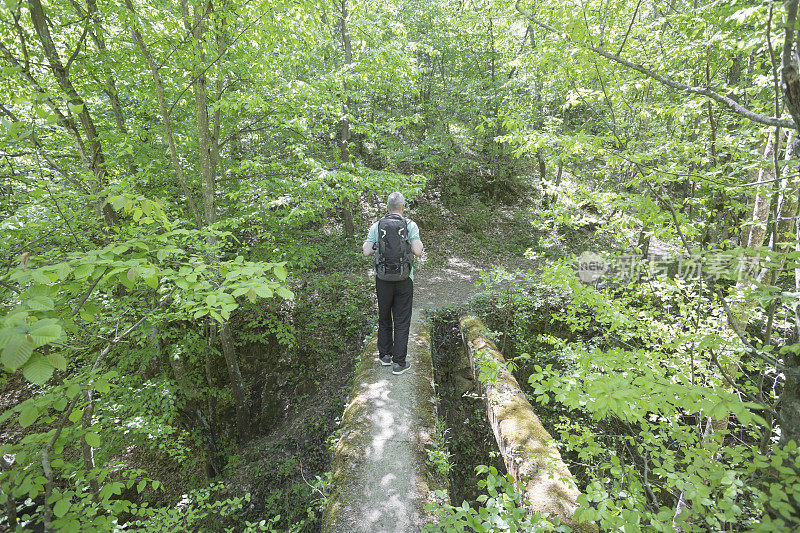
[[363, 240, 375, 257], [408, 220, 424, 257], [363, 222, 378, 256], [411, 239, 423, 257]]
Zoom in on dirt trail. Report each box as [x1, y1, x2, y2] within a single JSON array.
[[324, 253, 521, 532]]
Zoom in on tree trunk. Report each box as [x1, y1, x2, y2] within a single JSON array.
[[28, 0, 117, 226], [182, 0, 250, 444], [219, 323, 249, 442], [125, 0, 203, 227], [147, 322, 162, 376], [339, 0, 355, 238], [85, 0, 135, 174], [536, 148, 546, 180], [80, 390, 100, 498], [787, 177, 800, 445], [744, 133, 777, 250]]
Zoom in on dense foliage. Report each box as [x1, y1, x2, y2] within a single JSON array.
[[3, 0, 800, 530]]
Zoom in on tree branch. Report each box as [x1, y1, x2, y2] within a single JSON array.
[[782, 0, 800, 127], [0, 104, 91, 194], [39, 287, 176, 530], [70, 267, 108, 317], [709, 349, 779, 417], [616, 0, 642, 56], [64, 15, 90, 74], [719, 295, 786, 370], [514, 0, 797, 130]]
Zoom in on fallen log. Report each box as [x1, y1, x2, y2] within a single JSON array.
[[460, 314, 597, 532]]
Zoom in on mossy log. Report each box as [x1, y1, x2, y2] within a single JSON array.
[[459, 315, 597, 533]]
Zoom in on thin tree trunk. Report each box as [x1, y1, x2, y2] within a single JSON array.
[[219, 323, 249, 442], [182, 0, 250, 444], [148, 321, 162, 376], [745, 133, 777, 250], [28, 0, 117, 226], [82, 0, 136, 176], [80, 390, 100, 497], [787, 179, 800, 445], [706, 47, 718, 166], [0, 456, 18, 529], [339, 0, 355, 238], [126, 0, 203, 227]]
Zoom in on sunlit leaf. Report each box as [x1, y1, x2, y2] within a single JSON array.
[[22, 354, 54, 384], [2, 335, 34, 370]]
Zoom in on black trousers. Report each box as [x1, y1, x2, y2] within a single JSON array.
[[376, 277, 414, 365]]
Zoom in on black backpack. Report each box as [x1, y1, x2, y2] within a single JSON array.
[[374, 214, 414, 281]]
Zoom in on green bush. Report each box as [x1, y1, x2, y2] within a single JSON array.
[[423, 466, 570, 532]]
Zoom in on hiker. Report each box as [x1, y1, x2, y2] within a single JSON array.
[[362, 192, 424, 375]]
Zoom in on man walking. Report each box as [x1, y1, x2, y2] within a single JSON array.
[[363, 192, 424, 375]]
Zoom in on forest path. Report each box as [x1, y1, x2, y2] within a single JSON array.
[[322, 256, 504, 532]]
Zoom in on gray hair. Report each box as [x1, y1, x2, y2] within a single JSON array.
[[387, 191, 405, 212]]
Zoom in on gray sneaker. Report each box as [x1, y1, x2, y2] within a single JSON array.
[[392, 362, 411, 375], [377, 353, 392, 366]]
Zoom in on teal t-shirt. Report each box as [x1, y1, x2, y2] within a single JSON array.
[[366, 217, 420, 280]]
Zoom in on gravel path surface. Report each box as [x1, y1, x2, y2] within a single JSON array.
[[323, 309, 438, 532], [325, 251, 527, 532]]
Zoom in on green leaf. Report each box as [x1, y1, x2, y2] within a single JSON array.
[[74, 263, 94, 280], [255, 286, 273, 298], [84, 432, 101, 448], [119, 272, 134, 289], [137, 480, 146, 493], [53, 497, 70, 518], [127, 266, 139, 282], [0, 327, 24, 349], [0, 408, 13, 425], [29, 322, 62, 347], [2, 335, 34, 370], [111, 196, 127, 211], [3, 311, 28, 327], [55, 263, 72, 280], [276, 287, 294, 299], [19, 403, 39, 427], [22, 355, 54, 384], [47, 353, 67, 372], [145, 275, 159, 290], [27, 295, 54, 311], [31, 270, 49, 284], [68, 408, 83, 423], [274, 264, 288, 281], [53, 396, 67, 411]]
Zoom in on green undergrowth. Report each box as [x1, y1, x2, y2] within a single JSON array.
[[426, 307, 506, 505], [220, 269, 371, 531], [471, 265, 800, 531], [425, 306, 573, 531]]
